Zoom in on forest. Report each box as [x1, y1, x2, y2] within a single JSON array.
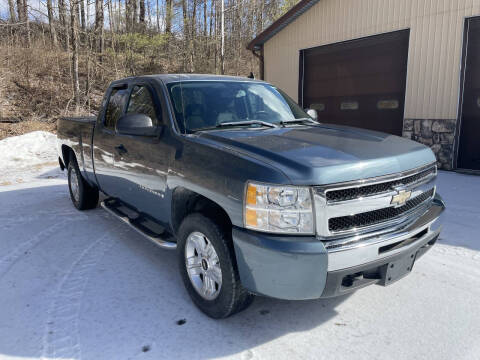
[[0, 0, 297, 137]]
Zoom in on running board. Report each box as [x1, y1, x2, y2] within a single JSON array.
[[100, 199, 177, 250]]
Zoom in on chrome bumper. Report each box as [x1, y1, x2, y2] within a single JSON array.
[[325, 193, 445, 271]]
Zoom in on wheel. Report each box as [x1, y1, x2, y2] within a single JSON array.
[[177, 213, 254, 318], [67, 152, 99, 210]]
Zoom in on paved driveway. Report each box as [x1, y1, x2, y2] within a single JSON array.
[[0, 169, 479, 360]]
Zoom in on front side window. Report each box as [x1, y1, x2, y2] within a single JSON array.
[[126, 85, 159, 126], [167, 81, 310, 133], [104, 87, 129, 130]]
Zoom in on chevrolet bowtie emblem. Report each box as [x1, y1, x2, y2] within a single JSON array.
[[391, 189, 412, 206]]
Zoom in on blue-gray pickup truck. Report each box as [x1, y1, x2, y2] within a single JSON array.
[[57, 74, 445, 318]]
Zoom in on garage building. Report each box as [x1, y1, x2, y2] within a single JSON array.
[[248, 0, 480, 171]]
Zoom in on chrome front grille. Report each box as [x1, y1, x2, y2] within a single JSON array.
[[313, 163, 437, 239], [328, 188, 435, 232]]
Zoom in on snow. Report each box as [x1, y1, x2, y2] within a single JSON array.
[[0, 131, 64, 185], [0, 132, 479, 360]]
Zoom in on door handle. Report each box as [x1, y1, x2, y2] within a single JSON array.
[[115, 144, 127, 155]]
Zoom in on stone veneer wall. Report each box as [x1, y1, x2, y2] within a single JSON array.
[[403, 119, 456, 170]]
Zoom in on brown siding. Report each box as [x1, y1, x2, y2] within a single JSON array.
[[263, 0, 480, 120]]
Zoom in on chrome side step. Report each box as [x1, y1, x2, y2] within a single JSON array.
[[100, 200, 177, 250]]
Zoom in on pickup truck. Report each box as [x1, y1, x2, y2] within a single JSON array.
[[57, 74, 445, 318]]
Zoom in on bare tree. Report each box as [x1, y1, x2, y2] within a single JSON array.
[[156, 0, 160, 31], [22, 0, 30, 47], [46, 0, 58, 46], [58, 0, 69, 49], [133, 0, 137, 25], [182, 0, 188, 69], [8, 0, 16, 23], [80, 0, 86, 31], [165, 0, 172, 34], [16, 0, 24, 22], [70, 0, 80, 113], [146, 0, 151, 28], [125, 0, 133, 32], [190, 0, 197, 72], [139, 0, 145, 26], [203, 0, 207, 37], [95, 0, 104, 56], [220, 0, 224, 74], [108, 0, 115, 34]]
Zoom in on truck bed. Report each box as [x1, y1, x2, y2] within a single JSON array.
[[57, 115, 97, 185]]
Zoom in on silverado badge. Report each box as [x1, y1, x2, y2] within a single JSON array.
[[391, 189, 412, 207]]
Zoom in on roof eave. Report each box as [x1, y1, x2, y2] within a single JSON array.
[[247, 0, 321, 51]]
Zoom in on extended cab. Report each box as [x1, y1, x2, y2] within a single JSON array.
[[57, 74, 445, 318]]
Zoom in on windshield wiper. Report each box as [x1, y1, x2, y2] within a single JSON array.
[[280, 118, 318, 126], [217, 120, 279, 129]]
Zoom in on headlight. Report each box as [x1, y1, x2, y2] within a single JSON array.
[[244, 182, 314, 234]]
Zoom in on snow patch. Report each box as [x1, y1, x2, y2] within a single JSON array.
[[0, 131, 64, 183]]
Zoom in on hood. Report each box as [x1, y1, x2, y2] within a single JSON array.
[[198, 124, 436, 185]]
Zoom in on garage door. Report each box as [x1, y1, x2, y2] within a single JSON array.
[[299, 30, 410, 136], [457, 18, 480, 171]]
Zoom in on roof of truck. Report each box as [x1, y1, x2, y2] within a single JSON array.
[[112, 74, 265, 85], [156, 74, 264, 84]]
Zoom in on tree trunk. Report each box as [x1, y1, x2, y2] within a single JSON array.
[[23, 0, 30, 46], [190, 0, 197, 72], [8, 0, 16, 22], [258, 0, 264, 33], [156, 0, 160, 32], [46, 0, 58, 46], [165, 0, 172, 34], [22, 0, 27, 20], [107, 0, 116, 54], [182, 0, 188, 70], [95, 0, 104, 57], [58, 0, 69, 49], [16, 0, 24, 21], [139, 0, 145, 24], [108, 0, 114, 34], [87, 0, 90, 27], [132, 0, 137, 28], [80, 0, 86, 31], [76, 1, 82, 34], [125, 0, 132, 32], [203, 0, 207, 37], [70, 0, 80, 114], [214, 0, 218, 73], [220, 0, 224, 74], [207, 0, 213, 59], [147, 0, 151, 28], [117, 0, 121, 32]]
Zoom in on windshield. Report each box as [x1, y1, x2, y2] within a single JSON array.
[[166, 81, 310, 133]]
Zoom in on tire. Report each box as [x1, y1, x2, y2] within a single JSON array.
[[67, 152, 99, 210], [177, 213, 254, 318]]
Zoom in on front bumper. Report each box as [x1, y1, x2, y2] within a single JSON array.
[[232, 193, 445, 300]]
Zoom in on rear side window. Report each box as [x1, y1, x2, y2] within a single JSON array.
[[104, 87, 129, 130], [126, 85, 159, 126]]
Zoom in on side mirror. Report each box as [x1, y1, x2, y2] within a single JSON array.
[[306, 109, 318, 120], [116, 113, 157, 137]]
